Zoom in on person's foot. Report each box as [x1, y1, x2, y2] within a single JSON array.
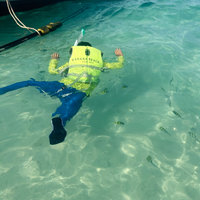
[[49, 117, 67, 145]]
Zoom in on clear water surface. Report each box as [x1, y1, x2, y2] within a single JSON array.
[[0, 0, 200, 199]]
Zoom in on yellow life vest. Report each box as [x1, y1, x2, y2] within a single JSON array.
[[62, 46, 104, 85], [69, 45, 103, 67]]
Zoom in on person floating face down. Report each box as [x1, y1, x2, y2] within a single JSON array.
[[0, 42, 124, 145]]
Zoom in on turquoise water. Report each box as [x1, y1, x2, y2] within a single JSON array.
[[1, 0, 200, 199]]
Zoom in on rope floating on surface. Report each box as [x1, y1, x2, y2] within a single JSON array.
[[0, 22, 62, 53], [0, 4, 89, 53], [6, 0, 41, 35]]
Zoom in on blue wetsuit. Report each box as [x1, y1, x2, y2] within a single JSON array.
[[0, 79, 86, 126]]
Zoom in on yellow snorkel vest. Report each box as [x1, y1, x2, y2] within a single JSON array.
[[59, 46, 104, 95], [69, 46, 103, 68], [65, 46, 104, 84]]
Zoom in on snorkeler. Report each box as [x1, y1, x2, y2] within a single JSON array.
[[0, 38, 124, 145]]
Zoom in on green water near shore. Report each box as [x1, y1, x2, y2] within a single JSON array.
[[1, 0, 200, 199]]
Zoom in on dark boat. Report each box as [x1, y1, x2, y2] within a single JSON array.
[[0, 0, 69, 16]]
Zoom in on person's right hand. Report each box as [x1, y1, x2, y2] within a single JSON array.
[[115, 48, 123, 56], [51, 53, 60, 59]]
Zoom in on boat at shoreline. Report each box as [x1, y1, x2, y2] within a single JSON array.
[[0, 0, 69, 16]]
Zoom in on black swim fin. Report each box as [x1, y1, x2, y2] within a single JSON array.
[[49, 117, 67, 145]]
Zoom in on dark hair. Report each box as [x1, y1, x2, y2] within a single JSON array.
[[77, 41, 92, 47], [69, 41, 92, 55]]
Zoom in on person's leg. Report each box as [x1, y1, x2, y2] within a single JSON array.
[[0, 79, 33, 95], [0, 79, 67, 145], [24, 80, 68, 145], [53, 90, 86, 126], [49, 88, 86, 145], [0, 78, 65, 96], [0, 79, 86, 145]]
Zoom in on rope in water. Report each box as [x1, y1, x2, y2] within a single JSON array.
[[0, 3, 89, 53], [6, 0, 41, 35]]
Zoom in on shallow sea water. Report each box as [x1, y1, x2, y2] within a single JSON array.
[[1, 0, 200, 199]]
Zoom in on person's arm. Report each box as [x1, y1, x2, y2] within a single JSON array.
[[48, 53, 69, 74], [103, 48, 124, 69]]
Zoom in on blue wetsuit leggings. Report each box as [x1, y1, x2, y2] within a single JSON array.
[[0, 79, 86, 126]]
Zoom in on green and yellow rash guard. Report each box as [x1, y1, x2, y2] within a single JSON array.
[[48, 46, 124, 95]]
